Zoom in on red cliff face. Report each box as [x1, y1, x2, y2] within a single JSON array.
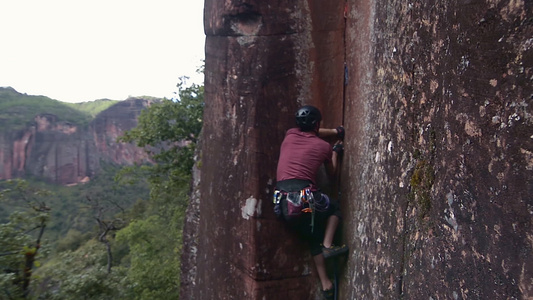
[[91, 99, 154, 165], [0, 99, 152, 185], [182, 0, 532, 299]]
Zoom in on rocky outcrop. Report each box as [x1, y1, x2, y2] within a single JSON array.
[[0, 98, 153, 185], [182, 0, 532, 299]]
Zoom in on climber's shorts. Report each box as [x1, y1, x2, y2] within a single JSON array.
[[287, 192, 342, 256]]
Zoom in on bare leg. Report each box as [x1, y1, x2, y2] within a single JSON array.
[[323, 215, 340, 248], [313, 253, 333, 291]]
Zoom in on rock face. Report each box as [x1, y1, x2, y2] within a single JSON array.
[[0, 98, 152, 185], [181, 1, 345, 299], [181, 0, 532, 299]]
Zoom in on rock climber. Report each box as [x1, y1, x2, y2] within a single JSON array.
[[274, 105, 348, 299]]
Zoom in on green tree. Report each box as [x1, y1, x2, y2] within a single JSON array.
[[119, 79, 203, 213], [34, 78, 204, 300], [115, 79, 204, 299], [115, 215, 182, 299], [35, 239, 128, 300], [0, 179, 51, 299]]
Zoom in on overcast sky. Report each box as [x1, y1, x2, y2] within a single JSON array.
[[0, 1, 205, 103]]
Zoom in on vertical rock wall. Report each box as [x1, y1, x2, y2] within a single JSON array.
[[183, 0, 532, 299], [343, 0, 532, 299], [182, 1, 345, 299]]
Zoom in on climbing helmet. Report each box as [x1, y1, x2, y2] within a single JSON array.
[[295, 105, 322, 131]]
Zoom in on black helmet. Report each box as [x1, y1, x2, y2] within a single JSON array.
[[295, 105, 322, 131]]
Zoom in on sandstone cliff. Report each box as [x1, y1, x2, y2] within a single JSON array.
[[181, 0, 532, 299], [0, 91, 153, 185]]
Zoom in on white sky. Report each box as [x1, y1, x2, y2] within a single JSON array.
[[0, 0, 205, 103]]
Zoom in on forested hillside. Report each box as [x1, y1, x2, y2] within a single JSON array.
[[0, 81, 204, 299], [0, 88, 153, 185], [0, 87, 116, 130]]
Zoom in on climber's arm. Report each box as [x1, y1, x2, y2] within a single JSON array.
[[319, 128, 337, 138], [318, 126, 344, 139], [325, 150, 339, 177], [326, 142, 344, 177]]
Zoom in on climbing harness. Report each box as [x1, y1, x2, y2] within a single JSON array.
[[273, 188, 316, 231], [273, 185, 331, 233]]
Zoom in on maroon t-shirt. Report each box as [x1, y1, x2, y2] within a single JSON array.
[[276, 128, 332, 186]]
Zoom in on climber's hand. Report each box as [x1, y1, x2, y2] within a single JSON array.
[[336, 126, 345, 140], [333, 141, 344, 156]]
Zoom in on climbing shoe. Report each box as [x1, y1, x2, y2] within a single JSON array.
[[322, 287, 334, 300], [322, 244, 349, 259]]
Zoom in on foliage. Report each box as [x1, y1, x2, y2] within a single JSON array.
[[119, 81, 203, 212], [113, 80, 204, 298], [64, 99, 119, 117], [120, 81, 203, 149], [55, 229, 91, 253], [0, 87, 120, 130], [115, 214, 183, 299], [0, 179, 52, 299], [0, 74, 204, 298], [35, 239, 129, 300], [0, 169, 148, 299], [0, 87, 92, 130], [0, 164, 150, 255]]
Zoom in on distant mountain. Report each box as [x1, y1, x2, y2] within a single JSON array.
[[0, 87, 157, 185]]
